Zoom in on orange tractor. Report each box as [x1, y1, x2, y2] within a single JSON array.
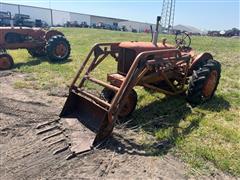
[[37, 17, 221, 157], [0, 27, 71, 70]]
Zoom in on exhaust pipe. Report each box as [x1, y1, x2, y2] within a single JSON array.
[[152, 16, 161, 45], [8, 12, 14, 29]]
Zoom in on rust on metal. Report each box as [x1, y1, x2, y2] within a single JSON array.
[[0, 54, 13, 70], [119, 41, 175, 54], [87, 76, 120, 92], [35, 17, 220, 156], [202, 70, 218, 97], [58, 41, 193, 154], [0, 27, 46, 49], [55, 43, 67, 57], [63, 118, 96, 154], [0, 27, 70, 70]]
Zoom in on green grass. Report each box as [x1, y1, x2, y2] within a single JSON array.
[[8, 28, 240, 176]]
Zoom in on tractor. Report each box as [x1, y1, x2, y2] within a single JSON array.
[[37, 17, 221, 157], [0, 27, 71, 70]]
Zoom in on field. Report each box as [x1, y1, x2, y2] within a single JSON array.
[[1, 28, 240, 178]]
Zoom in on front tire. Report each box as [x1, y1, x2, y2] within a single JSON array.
[[186, 59, 221, 106], [101, 88, 138, 118], [46, 35, 71, 62]]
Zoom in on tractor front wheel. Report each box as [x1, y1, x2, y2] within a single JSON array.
[[46, 35, 71, 62], [0, 53, 14, 70], [186, 59, 221, 106], [101, 88, 138, 118]]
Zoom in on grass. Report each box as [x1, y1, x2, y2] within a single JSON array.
[[8, 28, 240, 176]]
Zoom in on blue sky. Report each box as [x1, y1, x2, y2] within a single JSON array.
[[1, 0, 239, 30]]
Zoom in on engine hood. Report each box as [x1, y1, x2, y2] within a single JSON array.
[[119, 42, 176, 54]]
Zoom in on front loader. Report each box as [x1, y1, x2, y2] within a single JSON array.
[[37, 17, 221, 157]]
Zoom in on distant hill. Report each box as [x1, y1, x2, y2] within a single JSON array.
[[173, 24, 203, 34]]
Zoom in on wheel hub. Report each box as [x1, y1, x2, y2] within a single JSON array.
[[0, 57, 11, 69], [202, 70, 218, 97], [119, 92, 136, 117], [55, 43, 67, 57]]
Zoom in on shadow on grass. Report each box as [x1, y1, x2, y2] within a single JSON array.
[[199, 96, 231, 112], [14, 57, 72, 69], [103, 95, 230, 157]]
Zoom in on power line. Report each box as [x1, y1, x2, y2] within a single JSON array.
[[161, 0, 176, 33]]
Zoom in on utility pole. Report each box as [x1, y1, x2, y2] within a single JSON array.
[[49, 0, 53, 27], [161, 0, 176, 33]]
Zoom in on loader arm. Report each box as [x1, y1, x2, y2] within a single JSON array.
[[109, 48, 183, 119], [70, 43, 120, 88]]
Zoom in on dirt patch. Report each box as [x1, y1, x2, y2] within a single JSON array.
[[0, 72, 234, 179]]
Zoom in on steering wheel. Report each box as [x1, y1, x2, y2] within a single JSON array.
[[175, 32, 191, 49]]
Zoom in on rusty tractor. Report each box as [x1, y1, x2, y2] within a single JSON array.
[[0, 27, 71, 70], [37, 17, 221, 158]]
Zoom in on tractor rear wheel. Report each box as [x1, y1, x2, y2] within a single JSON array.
[[101, 88, 138, 118], [28, 47, 46, 57], [0, 53, 14, 70], [46, 35, 71, 62], [186, 59, 221, 106]]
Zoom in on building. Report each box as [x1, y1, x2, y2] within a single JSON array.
[[172, 24, 203, 35], [118, 21, 155, 32], [0, 2, 153, 32]]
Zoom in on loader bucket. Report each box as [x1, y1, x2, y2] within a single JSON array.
[[60, 91, 112, 154]]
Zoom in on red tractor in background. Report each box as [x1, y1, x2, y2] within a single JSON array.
[[0, 27, 71, 70]]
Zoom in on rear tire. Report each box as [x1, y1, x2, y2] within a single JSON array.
[[46, 35, 71, 62], [101, 88, 138, 118], [0, 53, 14, 70], [186, 59, 221, 106]]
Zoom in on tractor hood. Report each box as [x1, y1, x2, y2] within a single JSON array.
[[119, 42, 175, 54], [0, 27, 46, 38], [0, 26, 45, 31]]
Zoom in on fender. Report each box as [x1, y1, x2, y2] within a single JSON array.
[[45, 30, 64, 41], [189, 52, 213, 75]]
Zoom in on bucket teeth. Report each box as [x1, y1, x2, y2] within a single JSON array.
[[36, 119, 72, 157], [41, 130, 64, 141], [36, 125, 59, 135], [53, 145, 69, 155], [36, 118, 60, 129], [48, 138, 66, 147], [66, 153, 76, 160]]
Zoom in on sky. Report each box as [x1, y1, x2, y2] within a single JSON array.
[[0, 0, 239, 30]]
